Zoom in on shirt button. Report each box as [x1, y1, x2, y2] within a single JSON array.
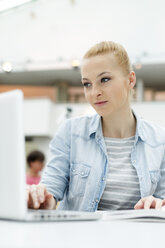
[[95, 199, 99, 203], [132, 160, 136, 164], [73, 169, 76, 172], [81, 172, 84, 176], [102, 177, 105, 181]]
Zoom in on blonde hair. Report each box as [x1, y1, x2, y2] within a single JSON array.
[[83, 41, 134, 100]]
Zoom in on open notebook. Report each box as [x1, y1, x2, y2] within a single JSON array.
[[101, 208, 165, 222]]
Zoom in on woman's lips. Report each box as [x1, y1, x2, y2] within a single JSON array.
[[94, 101, 108, 106]]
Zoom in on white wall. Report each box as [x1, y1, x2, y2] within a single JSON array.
[[24, 98, 94, 137], [132, 102, 165, 127], [24, 98, 53, 136], [24, 98, 165, 138]]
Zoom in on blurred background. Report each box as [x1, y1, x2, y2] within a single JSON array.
[[1, 0, 165, 164]]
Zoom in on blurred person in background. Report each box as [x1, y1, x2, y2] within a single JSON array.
[[27, 41, 165, 211], [26, 150, 45, 185]]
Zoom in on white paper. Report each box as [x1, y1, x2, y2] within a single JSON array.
[[101, 209, 165, 222]]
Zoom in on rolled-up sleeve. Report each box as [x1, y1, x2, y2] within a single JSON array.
[[41, 119, 71, 202]]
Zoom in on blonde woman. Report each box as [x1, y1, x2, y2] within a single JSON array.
[[27, 41, 165, 211]]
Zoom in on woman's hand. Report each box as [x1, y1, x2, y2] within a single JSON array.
[[27, 183, 56, 210], [134, 195, 165, 210]]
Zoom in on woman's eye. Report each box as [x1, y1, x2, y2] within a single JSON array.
[[101, 77, 111, 83], [83, 82, 91, 88]]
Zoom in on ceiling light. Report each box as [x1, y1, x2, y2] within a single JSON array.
[[2, 62, 13, 72], [71, 59, 80, 69]]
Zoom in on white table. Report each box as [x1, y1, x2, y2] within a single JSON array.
[[0, 219, 164, 248]]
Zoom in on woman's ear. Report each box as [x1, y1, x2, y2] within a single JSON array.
[[129, 71, 136, 88]]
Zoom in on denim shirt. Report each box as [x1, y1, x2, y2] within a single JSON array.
[[41, 110, 165, 211]]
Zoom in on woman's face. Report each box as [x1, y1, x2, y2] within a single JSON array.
[[81, 53, 135, 118]]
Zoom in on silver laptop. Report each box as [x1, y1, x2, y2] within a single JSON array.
[[0, 90, 101, 222]]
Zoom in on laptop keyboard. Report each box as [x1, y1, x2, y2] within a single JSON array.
[[27, 209, 101, 221]]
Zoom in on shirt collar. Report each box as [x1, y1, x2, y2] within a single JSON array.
[[88, 109, 145, 142], [88, 113, 102, 139], [132, 109, 145, 143]]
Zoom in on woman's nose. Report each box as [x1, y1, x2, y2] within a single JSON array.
[[92, 85, 102, 97]]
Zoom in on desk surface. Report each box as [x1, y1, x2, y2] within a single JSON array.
[[0, 219, 164, 248]]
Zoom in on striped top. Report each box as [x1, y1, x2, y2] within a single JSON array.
[[98, 136, 141, 210]]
